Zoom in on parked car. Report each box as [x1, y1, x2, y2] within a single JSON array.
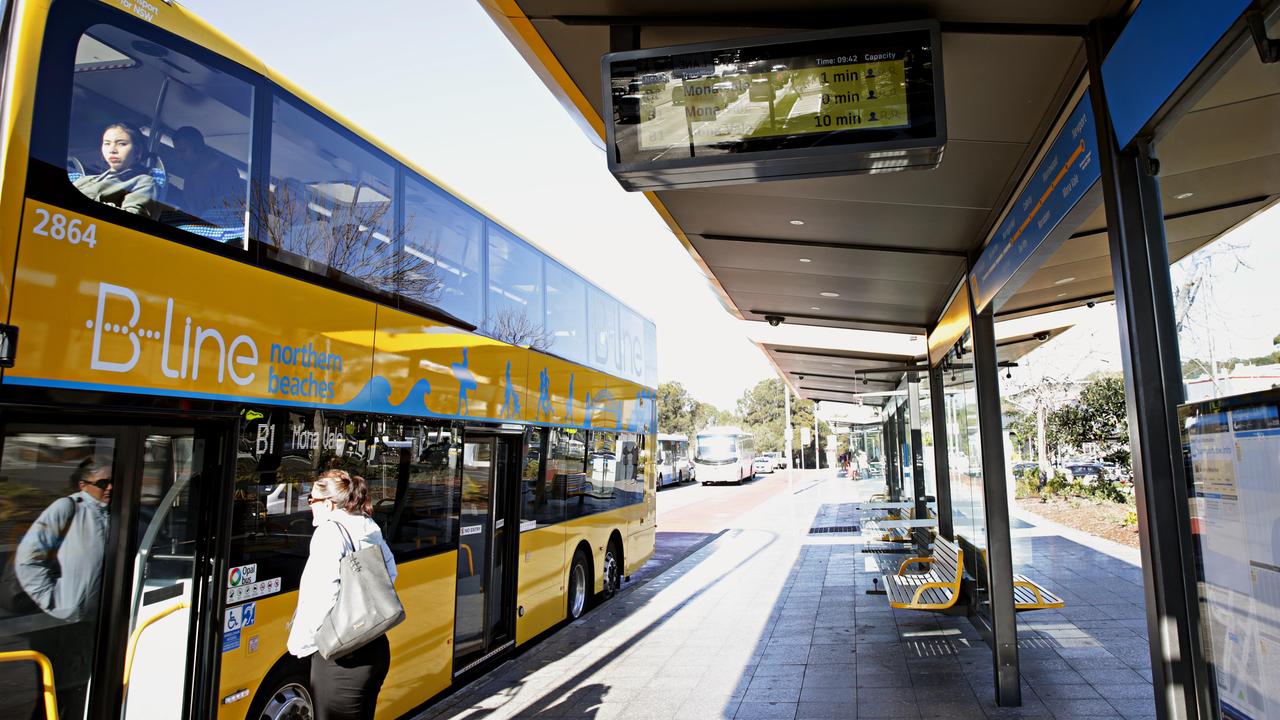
[[1064, 462, 1107, 484], [1012, 462, 1044, 481], [752, 456, 774, 474]]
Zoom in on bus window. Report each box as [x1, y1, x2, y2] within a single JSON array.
[[378, 421, 460, 558], [265, 96, 400, 294], [550, 429, 589, 519], [521, 428, 565, 528], [66, 24, 253, 245], [231, 409, 334, 593], [586, 430, 618, 512], [486, 225, 546, 348], [402, 175, 485, 326], [544, 260, 588, 364]]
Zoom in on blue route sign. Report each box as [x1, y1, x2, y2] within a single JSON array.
[[969, 91, 1100, 313]]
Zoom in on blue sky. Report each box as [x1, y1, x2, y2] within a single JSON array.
[[180, 0, 776, 409]]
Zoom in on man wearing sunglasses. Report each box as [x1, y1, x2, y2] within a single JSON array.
[[12, 455, 113, 719]]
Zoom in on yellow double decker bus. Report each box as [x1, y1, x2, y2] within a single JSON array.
[[0, 0, 657, 717]]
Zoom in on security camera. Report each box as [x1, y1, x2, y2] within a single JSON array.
[[797, 375, 805, 380], [1034, 332, 1050, 342], [765, 315, 785, 327], [1086, 301, 1096, 309]]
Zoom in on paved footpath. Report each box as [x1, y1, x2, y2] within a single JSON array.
[[414, 472, 1155, 720]]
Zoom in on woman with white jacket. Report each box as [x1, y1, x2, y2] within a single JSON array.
[[287, 469, 397, 720]]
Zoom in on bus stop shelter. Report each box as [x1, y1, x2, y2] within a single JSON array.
[[482, 1, 1280, 718]]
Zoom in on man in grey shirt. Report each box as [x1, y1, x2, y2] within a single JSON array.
[[14, 456, 112, 719]]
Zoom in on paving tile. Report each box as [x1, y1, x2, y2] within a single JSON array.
[[799, 686, 856, 703], [796, 701, 856, 719], [735, 701, 800, 719]]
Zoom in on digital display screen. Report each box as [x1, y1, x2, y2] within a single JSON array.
[[604, 22, 942, 186]]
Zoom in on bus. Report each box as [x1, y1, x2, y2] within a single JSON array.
[[694, 427, 756, 485], [656, 433, 693, 487], [0, 1, 657, 718]]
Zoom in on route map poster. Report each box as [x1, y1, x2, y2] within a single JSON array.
[[1182, 392, 1280, 719]]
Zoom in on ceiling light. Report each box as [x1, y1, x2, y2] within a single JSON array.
[[789, 219, 805, 226], [1057, 292, 1067, 298], [1053, 277, 1076, 286], [810, 306, 821, 311], [1174, 192, 1194, 200], [798, 257, 812, 263], [820, 291, 840, 298]]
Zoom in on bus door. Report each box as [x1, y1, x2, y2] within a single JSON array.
[[0, 417, 228, 720], [453, 432, 520, 674]]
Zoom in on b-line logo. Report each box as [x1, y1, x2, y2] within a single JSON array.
[[85, 282, 346, 400]]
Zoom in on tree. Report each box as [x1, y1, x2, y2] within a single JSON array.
[[736, 378, 787, 451], [1046, 376, 1129, 468], [657, 381, 697, 437], [656, 381, 735, 436]]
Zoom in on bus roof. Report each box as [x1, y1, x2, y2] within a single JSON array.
[[697, 426, 751, 437]]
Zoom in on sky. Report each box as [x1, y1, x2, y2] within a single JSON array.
[[179, 0, 775, 410]]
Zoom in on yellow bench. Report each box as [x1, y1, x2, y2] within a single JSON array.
[[973, 546, 1066, 612], [883, 536, 962, 610], [1013, 574, 1064, 611]]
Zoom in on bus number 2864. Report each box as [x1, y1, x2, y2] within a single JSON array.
[[32, 208, 97, 247]]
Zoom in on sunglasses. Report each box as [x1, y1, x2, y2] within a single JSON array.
[[306, 495, 329, 506], [84, 477, 112, 489]]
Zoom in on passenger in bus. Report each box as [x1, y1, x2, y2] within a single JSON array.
[[288, 469, 397, 720], [72, 122, 159, 219], [12, 456, 112, 720], [172, 125, 241, 220]]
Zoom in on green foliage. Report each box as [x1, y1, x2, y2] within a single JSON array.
[[657, 381, 737, 437], [1123, 509, 1138, 527], [734, 378, 829, 454], [1044, 376, 1130, 471]]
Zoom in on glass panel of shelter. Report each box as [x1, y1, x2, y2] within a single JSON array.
[[940, 336, 991, 620]]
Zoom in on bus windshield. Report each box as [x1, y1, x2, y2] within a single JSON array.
[[696, 435, 737, 462]]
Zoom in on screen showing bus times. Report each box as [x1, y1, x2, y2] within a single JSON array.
[[1181, 391, 1280, 719], [606, 26, 939, 166]]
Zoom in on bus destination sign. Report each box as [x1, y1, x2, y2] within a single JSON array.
[[604, 21, 944, 191]]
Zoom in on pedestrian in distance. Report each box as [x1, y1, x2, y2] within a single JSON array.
[[287, 469, 397, 720]]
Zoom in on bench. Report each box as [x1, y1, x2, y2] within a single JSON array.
[[1013, 574, 1064, 611], [883, 536, 962, 610], [971, 543, 1066, 612]]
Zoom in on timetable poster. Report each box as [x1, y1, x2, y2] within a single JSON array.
[[1183, 395, 1280, 719]]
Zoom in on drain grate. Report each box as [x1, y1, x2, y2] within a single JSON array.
[[810, 524, 860, 534]]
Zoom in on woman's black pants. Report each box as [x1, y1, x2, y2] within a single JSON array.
[[309, 634, 391, 720]]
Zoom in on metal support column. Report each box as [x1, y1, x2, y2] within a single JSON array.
[[884, 416, 899, 500], [929, 364, 955, 539], [1086, 22, 1211, 720], [908, 373, 929, 550], [971, 304, 1020, 706]]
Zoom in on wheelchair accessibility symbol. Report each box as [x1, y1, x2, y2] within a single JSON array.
[[224, 601, 257, 632]]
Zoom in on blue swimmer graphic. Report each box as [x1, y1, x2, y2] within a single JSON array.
[[452, 348, 477, 416], [501, 361, 521, 418], [564, 373, 576, 425], [537, 367, 553, 421]]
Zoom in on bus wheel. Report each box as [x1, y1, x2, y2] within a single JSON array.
[[601, 539, 622, 600], [247, 665, 314, 720], [568, 548, 590, 620]]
